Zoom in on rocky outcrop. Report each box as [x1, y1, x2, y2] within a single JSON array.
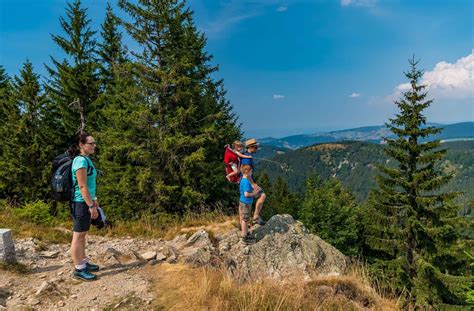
[[217, 214, 347, 280]]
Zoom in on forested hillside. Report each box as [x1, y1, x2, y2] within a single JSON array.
[[258, 140, 474, 205]]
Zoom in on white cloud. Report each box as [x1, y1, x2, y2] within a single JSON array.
[[389, 50, 474, 101], [349, 92, 361, 98], [273, 94, 285, 100], [341, 0, 377, 7], [276, 6, 287, 12]]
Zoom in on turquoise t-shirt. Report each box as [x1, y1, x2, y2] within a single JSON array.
[[71, 156, 97, 203]]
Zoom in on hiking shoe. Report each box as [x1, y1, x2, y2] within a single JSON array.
[[253, 216, 266, 226], [85, 262, 99, 272], [241, 234, 256, 245], [73, 268, 97, 281]]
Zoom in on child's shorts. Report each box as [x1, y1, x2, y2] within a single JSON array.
[[231, 163, 238, 171], [239, 202, 251, 222]]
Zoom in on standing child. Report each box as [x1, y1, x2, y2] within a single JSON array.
[[239, 164, 259, 244], [226, 141, 253, 182]]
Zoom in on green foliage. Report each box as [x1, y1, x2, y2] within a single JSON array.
[[259, 140, 474, 205], [0, 62, 53, 203], [359, 57, 471, 308], [95, 0, 241, 217], [299, 176, 359, 256], [13, 201, 55, 225], [45, 0, 100, 137]]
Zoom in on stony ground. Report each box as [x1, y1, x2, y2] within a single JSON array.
[[1, 236, 163, 310], [0, 215, 352, 310]]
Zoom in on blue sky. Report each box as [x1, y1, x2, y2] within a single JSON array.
[[1, 0, 473, 138]]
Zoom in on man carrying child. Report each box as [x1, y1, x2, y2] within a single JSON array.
[[240, 138, 266, 226]]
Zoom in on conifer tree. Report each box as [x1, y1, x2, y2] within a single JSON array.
[[300, 177, 359, 256], [98, 2, 125, 90], [45, 0, 100, 139], [0, 66, 21, 201], [13, 62, 50, 200], [98, 0, 240, 215], [271, 176, 299, 217], [360, 57, 471, 307]]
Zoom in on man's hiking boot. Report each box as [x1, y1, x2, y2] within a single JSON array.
[[241, 234, 256, 245], [85, 262, 100, 272], [73, 268, 97, 281], [253, 216, 265, 226]]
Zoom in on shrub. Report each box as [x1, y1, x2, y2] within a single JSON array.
[[13, 200, 55, 226]]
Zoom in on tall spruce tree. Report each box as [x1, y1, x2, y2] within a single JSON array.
[[97, 0, 240, 216], [360, 57, 472, 307], [98, 2, 125, 90], [13, 62, 50, 201], [0, 66, 21, 202], [0, 62, 52, 202], [45, 0, 100, 139]]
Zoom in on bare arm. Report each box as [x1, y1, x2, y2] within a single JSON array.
[[244, 191, 258, 198], [235, 151, 252, 159]]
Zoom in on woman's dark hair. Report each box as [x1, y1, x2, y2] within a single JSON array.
[[67, 132, 92, 157]]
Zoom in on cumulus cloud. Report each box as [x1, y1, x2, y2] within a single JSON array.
[[341, 0, 377, 7], [349, 92, 361, 98], [273, 94, 285, 100], [276, 6, 287, 12], [388, 50, 474, 101]]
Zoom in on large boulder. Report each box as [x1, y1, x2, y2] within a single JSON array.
[[217, 214, 347, 280]]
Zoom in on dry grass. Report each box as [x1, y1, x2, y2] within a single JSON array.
[[97, 211, 237, 240], [0, 205, 237, 244], [150, 263, 399, 311], [0, 208, 72, 244]]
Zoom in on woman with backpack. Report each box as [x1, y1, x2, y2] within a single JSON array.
[[69, 133, 100, 281]]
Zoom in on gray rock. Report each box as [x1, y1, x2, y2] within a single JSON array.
[[179, 230, 215, 267], [161, 245, 179, 263], [0, 229, 16, 263], [156, 252, 167, 261], [35, 281, 51, 296], [168, 234, 187, 250], [218, 214, 347, 281], [29, 298, 40, 306], [0, 298, 5, 307], [38, 251, 60, 258], [140, 251, 157, 261]]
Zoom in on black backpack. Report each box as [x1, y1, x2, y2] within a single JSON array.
[[51, 153, 90, 201]]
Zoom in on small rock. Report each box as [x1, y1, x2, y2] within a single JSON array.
[[30, 298, 40, 306], [91, 296, 97, 301], [148, 259, 158, 266], [140, 251, 157, 261], [57, 271, 64, 276], [156, 252, 167, 261], [39, 274, 47, 279], [243, 247, 250, 255], [39, 251, 60, 258], [70, 295, 77, 299], [35, 281, 50, 296], [57, 300, 65, 307]]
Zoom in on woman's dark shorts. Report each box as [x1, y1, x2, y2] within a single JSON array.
[[70, 202, 91, 232]]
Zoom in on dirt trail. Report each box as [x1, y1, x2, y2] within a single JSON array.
[[1, 236, 161, 310]]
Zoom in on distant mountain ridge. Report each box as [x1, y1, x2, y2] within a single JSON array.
[[257, 140, 474, 205], [260, 122, 474, 149]]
